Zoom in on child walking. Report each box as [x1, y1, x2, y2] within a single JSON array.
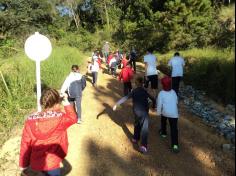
[[90, 60, 100, 87], [157, 76, 180, 153], [113, 77, 155, 153], [118, 62, 134, 96], [19, 88, 77, 176]]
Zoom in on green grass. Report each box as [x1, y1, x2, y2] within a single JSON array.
[[0, 46, 88, 145], [157, 48, 235, 105]]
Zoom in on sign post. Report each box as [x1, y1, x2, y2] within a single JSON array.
[[24, 32, 52, 112]]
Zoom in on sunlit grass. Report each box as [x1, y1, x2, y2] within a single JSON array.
[[0, 46, 87, 145]]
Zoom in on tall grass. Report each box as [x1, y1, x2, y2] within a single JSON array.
[[157, 48, 235, 104], [0, 46, 87, 145]]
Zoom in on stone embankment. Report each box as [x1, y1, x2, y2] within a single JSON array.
[[179, 85, 235, 152]]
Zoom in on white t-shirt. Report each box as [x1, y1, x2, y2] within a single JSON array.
[[92, 55, 98, 62], [144, 53, 157, 76], [157, 90, 179, 118], [168, 56, 185, 77], [61, 72, 82, 94], [91, 62, 99, 72]]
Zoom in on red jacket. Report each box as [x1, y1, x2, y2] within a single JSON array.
[[107, 54, 113, 64], [121, 57, 129, 68], [119, 67, 134, 83], [19, 105, 77, 171]]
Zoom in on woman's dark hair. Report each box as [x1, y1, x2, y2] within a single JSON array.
[[40, 88, 62, 109], [135, 77, 144, 86], [174, 52, 180, 56], [71, 65, 79, 72]]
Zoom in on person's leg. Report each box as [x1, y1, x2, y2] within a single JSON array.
[[92, 72, 95, 84], [133, 60, 136, 72], [160, 115, 167, 135], [123, 82, 128, 96], [94, 72, 98, 85], [75, 96, 82, 121], [144, 76, 149, 89], [140, 116, 149, 147], [172, 77, 181, 96], [44, 168, 61, 176], [68, 97, 76, 114], [168, 118, 179, 146], [128, 81, 132, 94], [149, 75, 158, 99], [133, 119, 141, 141]]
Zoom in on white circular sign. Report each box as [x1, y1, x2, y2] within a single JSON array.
[[24, 32, 52, 61]]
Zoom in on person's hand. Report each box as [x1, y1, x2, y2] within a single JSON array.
[[19, 167, 27, 171], [113, 105, 117, 111]]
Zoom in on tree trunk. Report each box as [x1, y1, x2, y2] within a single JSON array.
[[104, 1, 110, 30]]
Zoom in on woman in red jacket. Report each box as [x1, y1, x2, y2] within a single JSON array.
[[19, 88, 77, 176]]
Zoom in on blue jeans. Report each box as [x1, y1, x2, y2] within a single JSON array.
[[133, 111, 149, 147], [69, 96, 82, 120], [44, 168, 61, 176]]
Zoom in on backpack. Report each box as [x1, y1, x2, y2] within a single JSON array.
[[69, 75, 86, 98]]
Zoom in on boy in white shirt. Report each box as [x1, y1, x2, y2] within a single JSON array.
[[143, 48, 158, 98], [157, 76, 179, 153], [168, 52, 185, 96], [90, 60, 100, 87]]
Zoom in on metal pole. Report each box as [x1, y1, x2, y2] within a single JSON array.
[[36, 60, 41, 112]]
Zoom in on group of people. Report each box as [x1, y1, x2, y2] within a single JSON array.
[[19, 41, 185, 175], [113, 48, 185, 154]]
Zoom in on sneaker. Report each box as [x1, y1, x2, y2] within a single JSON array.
[[139, 146, 148, 154], [172, 145, 180, 153], [131, 138, 138, 144], [159, 130, 167, 138], [77, 119, 82, 124]]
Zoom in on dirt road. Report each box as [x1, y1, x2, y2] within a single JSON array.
[[0, 60, 235, 176]]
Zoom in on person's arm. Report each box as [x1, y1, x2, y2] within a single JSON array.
[[113, 93, 132, 111], [60, 75, 70, 94], [61, 94, 77, 129], [147, 93, 155, 108], [19, 123, 32, 170], [156, 93, 163, 116], [119, 70, 123, 81]]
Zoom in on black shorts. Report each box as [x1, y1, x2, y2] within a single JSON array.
[[144, 75, 158, 89]]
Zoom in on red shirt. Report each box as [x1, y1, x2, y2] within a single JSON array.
[[107, 54, 113, 64], [119, 67, 134, 83], [19, 105, 77, 171]]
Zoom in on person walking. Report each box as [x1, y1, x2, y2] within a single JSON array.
[[143, 48, 158, 98], [61, 65, 86, 124], [119, 62, 134, 96], [19, 88, 77, 176], [129, 47, 137, 72], [113, 77, 155, 154], [90, 59, 100, 87], [102, 41, 110, 62], [168, 52, 185, 96], [157, 76, 180, 153]]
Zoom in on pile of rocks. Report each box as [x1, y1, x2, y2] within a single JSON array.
[[179, 85, 235, 152]]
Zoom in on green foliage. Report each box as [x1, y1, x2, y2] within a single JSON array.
[[158, 48, 235, 104], [212, 5, 235, 48], [0, 46, 87, 145], [0, 0, 54, 38]]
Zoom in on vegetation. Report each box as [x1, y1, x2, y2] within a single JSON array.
[[0, 46, 87, 145], [158, 48, 235, 104]]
